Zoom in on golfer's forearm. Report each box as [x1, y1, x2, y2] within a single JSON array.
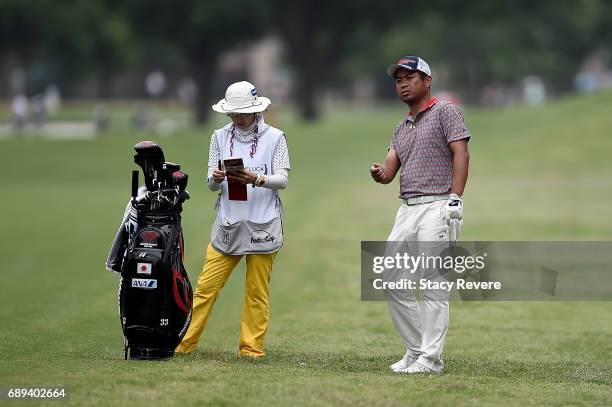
[[451, 152, 469, 195], [261, 170, 288, 189], [381, 170, 394, 184], [381, 163, 398, 184], [206, 169, 289, 190], [380, 149, 400, 184], [206, 167, 222, 191]]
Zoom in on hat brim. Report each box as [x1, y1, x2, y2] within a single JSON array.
[[386, 64, 419, 77], [212, 97, 271, 114]]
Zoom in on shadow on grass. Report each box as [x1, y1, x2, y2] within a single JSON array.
[[173, 349, 611, 385]]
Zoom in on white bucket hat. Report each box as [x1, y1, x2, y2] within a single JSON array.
[[212, 81, 271, 114]]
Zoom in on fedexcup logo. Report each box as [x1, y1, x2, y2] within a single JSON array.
[[251, 230, 276, 244], [132, 278, 157, 289]]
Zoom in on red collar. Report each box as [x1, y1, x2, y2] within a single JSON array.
[[408, 96, 438, 116]]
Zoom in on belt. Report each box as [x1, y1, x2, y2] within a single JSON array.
[[402, 194, 450, 206]]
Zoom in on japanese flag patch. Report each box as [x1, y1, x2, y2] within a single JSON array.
[[137, 262, 152, 275]]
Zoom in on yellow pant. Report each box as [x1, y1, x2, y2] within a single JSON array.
[[176, 243, 277, 357]]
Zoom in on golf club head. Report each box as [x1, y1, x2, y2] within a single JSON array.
[[161, 161, 181, 188], [172, 170, 188, 191], [134, 141, 165, 190]]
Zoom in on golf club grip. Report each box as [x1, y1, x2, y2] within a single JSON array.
[[131, 170, 139, 199]]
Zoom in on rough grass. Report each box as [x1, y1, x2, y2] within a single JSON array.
[[1, 92, 611, 406]]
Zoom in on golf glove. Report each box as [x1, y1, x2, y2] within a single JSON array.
[[444, 193, 463, 225]]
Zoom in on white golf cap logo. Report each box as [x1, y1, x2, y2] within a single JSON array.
[[212, 81, 271, 114], [387, 56, 432, 77]]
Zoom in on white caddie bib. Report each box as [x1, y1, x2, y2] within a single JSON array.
[[210, 122, 285, 255]]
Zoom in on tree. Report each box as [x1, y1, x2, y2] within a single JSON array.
[[126, 0, 266, 124], [367, 0, 612, 100], [266, 0, 398, 120], [0, 0, 133, 97]]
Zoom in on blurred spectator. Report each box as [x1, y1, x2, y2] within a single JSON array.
[[574, 50, 612, 93], [132, 103, 153, 132], [480, 84, 506, 107], [94, 104, 110, 135], [44, 85, 62, 115], [575, 72, 599, 93], [522, 75, 546, 106], [177, 78, 197, 106], [434, 90, 462, 106], [31, 95, 46, 128], [145, 70, 167, 98], [11, 94, 29, 134]]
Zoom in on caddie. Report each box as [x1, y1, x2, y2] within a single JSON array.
[[370, 56, 471, 373], [176, 81, 290, 357]]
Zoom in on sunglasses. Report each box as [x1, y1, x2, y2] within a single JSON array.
[[227, 113, 252, 118]]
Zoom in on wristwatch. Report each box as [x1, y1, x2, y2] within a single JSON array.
[[252, 175, 266, 187], [252, 175, 259, 187]]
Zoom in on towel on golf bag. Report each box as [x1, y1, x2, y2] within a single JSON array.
[[105, 193, 142, 274]]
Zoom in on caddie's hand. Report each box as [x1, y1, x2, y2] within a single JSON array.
[[212, 169, 226, 183], [227, 169, 257, 184], [444, 193, 463, 225], [370, 163, 385, 183]]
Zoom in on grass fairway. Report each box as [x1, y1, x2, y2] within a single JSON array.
[[1, 92, 611, 406]]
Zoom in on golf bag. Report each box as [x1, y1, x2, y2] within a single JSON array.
[[106, 141, 193, 360]]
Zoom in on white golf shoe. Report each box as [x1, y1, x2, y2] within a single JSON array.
[[398, 361, 439, 374], [389, 351, 419, 372]]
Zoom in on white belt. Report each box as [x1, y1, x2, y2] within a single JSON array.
[[402, 194, 449, 206]]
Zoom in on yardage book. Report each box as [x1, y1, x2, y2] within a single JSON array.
[[221, 157, 247, 201]]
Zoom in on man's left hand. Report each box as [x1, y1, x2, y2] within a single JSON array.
[[444, 193, 463, 225], [227, 169, 257, 184]]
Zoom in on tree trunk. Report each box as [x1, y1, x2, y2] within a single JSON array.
[[96, 65, 113, 99], [294, 66, 319, 121], [287, 39, 321, 121], [192, 56, 216, 125]]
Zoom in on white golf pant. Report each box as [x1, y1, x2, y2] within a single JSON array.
[[385, 199, 461, 372]]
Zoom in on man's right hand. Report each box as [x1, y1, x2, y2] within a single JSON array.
[[370, 163, 385, 183], [212, 169, 226, 183]]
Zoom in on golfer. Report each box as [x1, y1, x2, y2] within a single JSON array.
[[176, 81, 290, 357], [370, 56, 470, 373]]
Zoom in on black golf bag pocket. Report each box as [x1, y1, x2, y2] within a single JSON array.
[[119, 225, 192, 360]]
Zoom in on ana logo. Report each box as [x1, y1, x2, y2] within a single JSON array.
[[251, 230, 276, 244], [132, 278, 157, 289], [251, 88, 258, 96], [137, 262, 152, 275]]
